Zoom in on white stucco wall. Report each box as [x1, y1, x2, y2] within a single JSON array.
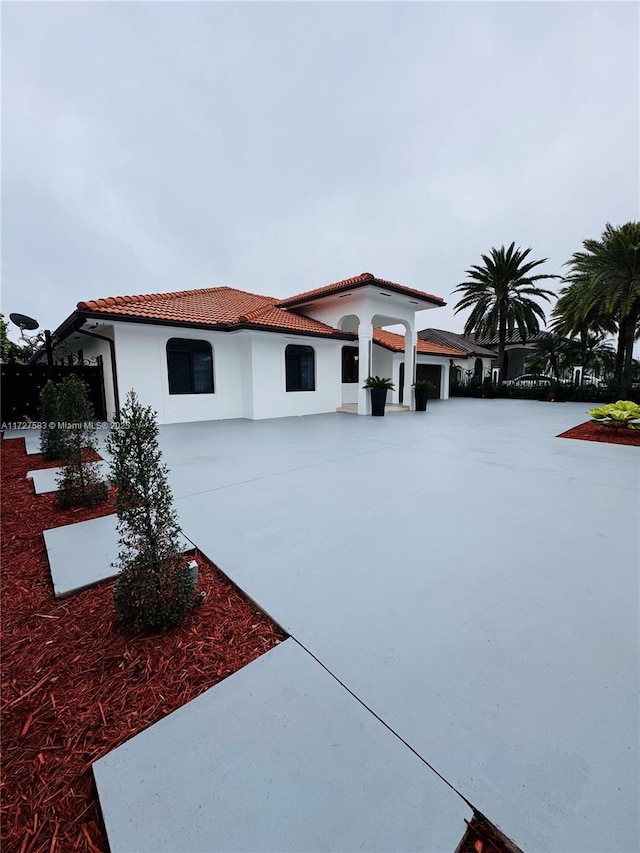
[[112, 323, 245, 424], [341, 383, 358, 404], [371, 346, 394, 380], [109, 322, 345, 424], [249, 333, 342, 420]]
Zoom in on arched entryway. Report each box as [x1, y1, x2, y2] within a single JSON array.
[[338, 312, 417, 414]]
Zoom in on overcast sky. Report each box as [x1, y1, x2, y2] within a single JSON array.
[[2, 1, 638, 342]]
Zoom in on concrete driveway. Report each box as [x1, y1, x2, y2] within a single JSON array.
[[152, 399, 638, 852]]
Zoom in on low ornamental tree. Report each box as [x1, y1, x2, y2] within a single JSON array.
[[55, 375, 108, 507], [39, 379, 64, 459], [106, 390, 195, 633]]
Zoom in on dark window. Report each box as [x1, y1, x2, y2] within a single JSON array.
[[342, 346, 359, 383], [166, 338, 214, 394], [285, 345, 315, 392]]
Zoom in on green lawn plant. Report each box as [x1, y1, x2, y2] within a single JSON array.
[[106, 390, 195, 633], [55, 375, 108, 507], [588, 400, 640, 431]]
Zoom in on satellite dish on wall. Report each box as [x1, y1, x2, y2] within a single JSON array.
[[9, 312, 40, 331]]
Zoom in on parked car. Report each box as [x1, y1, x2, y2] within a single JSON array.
[[581, 376, 608, 388], [502, 374, 555, 387]]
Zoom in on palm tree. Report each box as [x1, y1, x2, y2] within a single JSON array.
[[453, 243, 558, 379], [580, 333, 616, 380], [562, 222, 640, 396], [551, 284, 618, 383], [525, 333, 572, 379]]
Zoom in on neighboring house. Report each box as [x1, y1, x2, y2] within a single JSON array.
[[418, 329, 496, 386], [46, 272, 462, 423], [471, 331, 548, 381]]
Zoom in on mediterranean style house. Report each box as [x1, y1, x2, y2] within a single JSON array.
[[418, 329, 497, 384], [48, 272, 474, 424]]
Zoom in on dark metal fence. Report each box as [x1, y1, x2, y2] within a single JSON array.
[[0, 361, 107, 423]]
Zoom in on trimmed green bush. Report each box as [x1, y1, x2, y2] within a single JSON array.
[[107, 390, 195, 633], [55, 375, 107, 507], [39, 380, 64, 459]]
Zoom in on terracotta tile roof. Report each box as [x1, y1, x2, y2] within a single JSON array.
[[275, 272, 445, 308], [232, 305, 348, 336], [418, 329, 497, 358], [77, 287, 351, 338], [78, 287, 276, 326], [373, 328, 465, 357]]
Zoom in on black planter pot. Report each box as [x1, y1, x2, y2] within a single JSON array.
[[414, 388, 428, 411], [370, 387, 388, 416]]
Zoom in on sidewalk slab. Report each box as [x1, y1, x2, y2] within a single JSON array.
[[43, 514, 193, 598], [93, 639, 469, 853], [27, 461, 110, 494], [1, 428, 42, 453]]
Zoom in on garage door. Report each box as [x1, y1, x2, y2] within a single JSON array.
[[399, 363, 443, 402], [416, 364, 442, 399]]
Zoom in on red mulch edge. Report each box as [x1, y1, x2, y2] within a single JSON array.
[[557, 421, 640, 447], [1, 437, 286, 853], [454, 812, 523, 853]]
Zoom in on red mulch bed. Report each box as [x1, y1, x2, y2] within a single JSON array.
[[1, 437, 285, 853], [557, 421, 640, 447]]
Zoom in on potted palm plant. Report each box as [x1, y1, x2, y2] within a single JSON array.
[[413, 380, 436, 411], [363, 376, 394, 416]]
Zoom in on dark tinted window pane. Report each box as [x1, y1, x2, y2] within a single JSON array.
[[285, 345, 315, 392], [167, 351, 193, 394], [193, 352, 214, 392], [166, 338, 214, 394], [299, 352, 312, 390], [342, 347, 358, 383]]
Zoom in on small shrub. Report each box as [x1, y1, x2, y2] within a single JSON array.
[[39, 380, 64, 459], [588, 400, 640, 431], [55, 375, 107, 507], [114, 555, 195, 633], [107, 390, 195, 633], [551, 382, 572, 403], [482, 377, 497, 398], [450, 384, 474, 397], [363, 375, 394, 390]]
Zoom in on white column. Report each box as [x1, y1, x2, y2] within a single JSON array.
[[404, 327, 417, 410], [442, 360, 451, 400], [391, 355, 402, 404], [357, 324, 373, 415]]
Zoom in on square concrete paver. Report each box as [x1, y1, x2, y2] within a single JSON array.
[[44, 514, 193, 597], [93, 639, 469, 853], [27, 461, 110, 494], [147, 401, 638, 852]]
